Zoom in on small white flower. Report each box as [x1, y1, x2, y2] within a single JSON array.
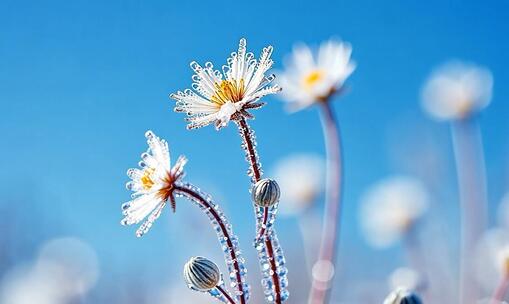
[[421, 61, 493, 120], [474, 228, 509, 292], [359, 176, 429, 248], [272, 154, 325, 216], [277, 38, 356, 111], [121, 130, 187, 237], [171, 38, 281, 130]]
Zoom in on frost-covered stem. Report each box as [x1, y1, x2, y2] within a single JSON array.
[[174, 184, 247, 304], [309, 101, 343, 304], [235, 117, 285, 303], [217, 285, 237, 304], [236, 118, 269, 238], [451, 118, 488, 304], [491, 274, 509, 304]]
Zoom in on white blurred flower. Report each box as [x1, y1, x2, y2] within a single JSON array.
[[388, 267, 422, 291], [272, 154, 325, 216], [359, 176, 429, 248], [0, 237, 99, 304], [475, 228, 509, 292], [421, 61, 493, 120], [277, 38, 356, 111], [171, 38, 280, 130], [121, 130, 187, 237]]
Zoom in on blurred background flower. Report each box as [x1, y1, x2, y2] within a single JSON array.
[[420, 61, 493, 121], [359, 176, 429, 249]]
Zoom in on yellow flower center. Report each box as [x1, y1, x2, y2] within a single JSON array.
[[140, 168, 155, 190], [303, 70, 324, 89], [504, 256, 509, 276], [211, 79, 245, 105]]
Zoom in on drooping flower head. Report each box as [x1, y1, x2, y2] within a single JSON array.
[[421, 61, 493, 121], [171, 38, 281, 130], [121, 130, 187, 237], [277, 38, 356, 111]]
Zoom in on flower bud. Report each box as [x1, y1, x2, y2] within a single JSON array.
[[183, 256, 221, 291], [383, 287, 423, 304], [252, 178, 281, 207]]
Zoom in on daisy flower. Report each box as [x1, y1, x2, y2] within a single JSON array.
[[171, 38, 281, 130], [359, 176, 429, 248], [421, 61, 493, 120], [277, 38, 356, 111], [121, 130, 187, 237]]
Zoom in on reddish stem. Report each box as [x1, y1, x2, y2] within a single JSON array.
[[217, 285, 237, 304], [174, 185, 246, 304], [308, 102, 343, 304], [491, 274, 509, 304], [236, 117, 282, 304]]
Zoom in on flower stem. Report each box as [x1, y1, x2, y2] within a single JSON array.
[[308, 101, 344, 304], [174, 184, 247, 304], [235, 117, 285, 303], [451, 118, 488, 304], [491, 274, 509, 304], [217, 285, 237, 304]]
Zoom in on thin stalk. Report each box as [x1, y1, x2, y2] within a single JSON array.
[[174, 184, 247, 304], [308, 101, 343, 304], [235, 117, 284, 304], [217, 285, 237, 304], [451, 118, 488, 304], [491, 274, 509, 304]]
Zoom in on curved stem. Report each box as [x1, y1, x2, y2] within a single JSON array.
[[217, 285, 237, 304], [451, 119, 488, 304], [235, 117, 284, 304], [174, 184, 247, 304], [308, 102, 343, 304], [491, 274, 509, 304]]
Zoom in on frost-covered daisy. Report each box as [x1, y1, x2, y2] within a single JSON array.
[[421, 61, 493, 120], [277, 39, 356, 111], [171, 38, 281, 130], [359, 176, 429, 248], [121, 130, 187, 237]]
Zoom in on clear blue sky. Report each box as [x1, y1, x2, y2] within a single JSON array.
[[1, 0, 508, 301]]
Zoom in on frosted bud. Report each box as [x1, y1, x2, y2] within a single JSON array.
[[252, 178, 280, 207], [183, 256, 221, 291], [383, 287, 423, 304]]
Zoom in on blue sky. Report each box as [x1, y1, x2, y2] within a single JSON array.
[[1, 0, 508, 301]]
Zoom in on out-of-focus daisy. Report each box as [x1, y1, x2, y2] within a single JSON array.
[[475, 228, 509, 292], [272, 154, 325, 216], [121, 130, 187, 237], [359, 176, 429, 248], [171, 38, 280, 130], [421, 61, 493, 121], [277, 39, 356, 111]]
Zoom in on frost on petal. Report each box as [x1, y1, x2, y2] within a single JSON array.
[[171, 38, 279, 130], [135, 201, 166, 237]]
